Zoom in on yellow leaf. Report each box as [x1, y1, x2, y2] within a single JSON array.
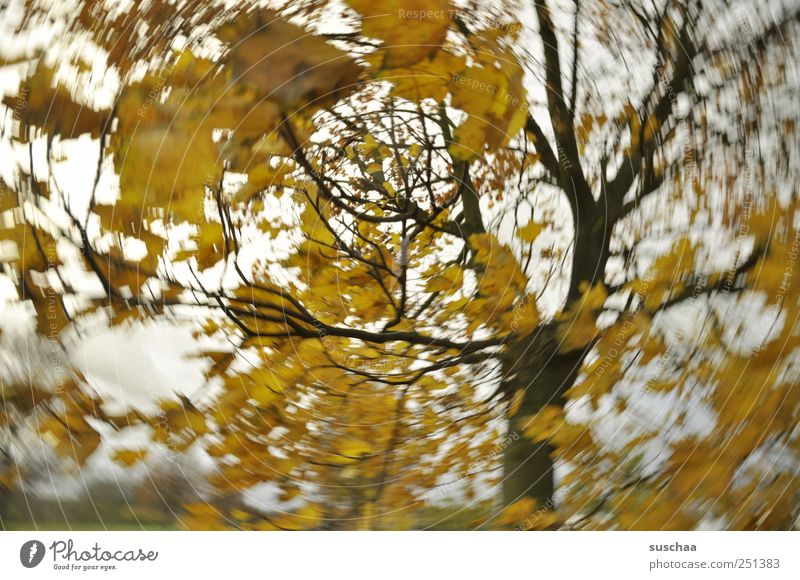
[[508, 389, 525, 417], [494, 497, 537, 527], [334, 437, 373, 462], [517, 221, 543, 243], [217, 11, 361, 111], [113, 448, 148, 466], [521, 405, 564, 442], [3, 66, 107, 142], [382, 50, 466, 102], [348, 0, 452, 68], [426, 265, 463, 293]]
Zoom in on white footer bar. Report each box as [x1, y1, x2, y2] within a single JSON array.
[[1, 531, 797, 579]]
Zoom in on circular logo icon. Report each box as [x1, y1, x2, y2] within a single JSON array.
[[20, 540, 46, 568]]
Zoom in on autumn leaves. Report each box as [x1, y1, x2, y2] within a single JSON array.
[[3, 0, 798, 533], [347, 0, 528, 161]]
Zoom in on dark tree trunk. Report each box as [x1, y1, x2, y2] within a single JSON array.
[[500, 205, 612, 512], [567, 212, 613, 302], [500, 326, 586, 509]]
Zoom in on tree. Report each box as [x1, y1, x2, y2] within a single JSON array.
[[1, 0, 798, 530]]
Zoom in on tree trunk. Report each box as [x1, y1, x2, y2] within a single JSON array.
[[568, 216, 612, 302], [500, 326, 585, 510], [499, 194, 613, 514]]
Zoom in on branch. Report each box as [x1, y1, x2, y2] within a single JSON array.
[[534, 0, 593, 217], [568, 0, 580, 119], [524, 114, 561, 181], [437, 105, 484, 235], [605, 13, 698, 211], [657, 244, 767, 312]]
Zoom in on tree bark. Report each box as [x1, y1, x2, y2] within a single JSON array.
[[500, 208, 610, 511], [500, 327, 585, 509]]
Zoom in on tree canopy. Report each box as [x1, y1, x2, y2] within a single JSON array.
[[1, 0, 799, 530]]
